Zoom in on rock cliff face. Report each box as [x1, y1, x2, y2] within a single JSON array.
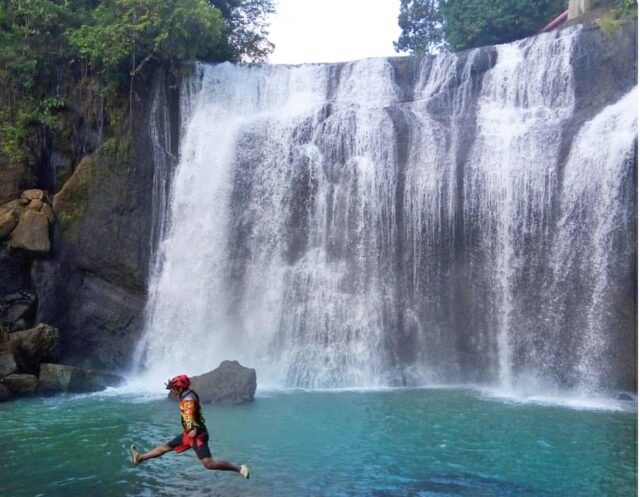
[[31, 68, 183, 370], [0, 65, 182, 371]]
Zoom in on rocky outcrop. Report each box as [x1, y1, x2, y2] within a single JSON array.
[[189, 360, 257, 405], [1, 373, 38, 394], [0, 322, 56, 400], [2, 290, 37, 332], [10, 323, 59, 372], [0, 190, 52, 332], [0, 321, 125, 400], [0, 200, 21, 238], [0, 189, 55, 255], [0, 382, 13, 401], [31, 67, 182, 371], [0, 349, 17, 376], [38, 363, 125, 393]]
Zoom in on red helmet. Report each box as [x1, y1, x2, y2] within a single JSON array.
[[165, 374, 190, 390]]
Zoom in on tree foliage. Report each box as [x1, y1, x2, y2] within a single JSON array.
[[210, 0, 276, 62], [66, 0, 226, 77], [0, 0, 274, 167], [394, 0, 447, 54], [395, 0, 567, 54]]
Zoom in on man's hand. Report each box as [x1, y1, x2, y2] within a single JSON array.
[[187, 428, 197, 438]]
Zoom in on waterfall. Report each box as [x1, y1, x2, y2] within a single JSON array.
[[135, 26, 637, 392]]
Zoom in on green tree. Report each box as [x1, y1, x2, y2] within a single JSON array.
[[0, 0, 275, 167], [209, 0, 276, 62], [442, 0, 567, 51], [66, 0, 227, 78], [0, 0, 77, 163], [394, 0, 447, 54], [395, 0, 567, 54]]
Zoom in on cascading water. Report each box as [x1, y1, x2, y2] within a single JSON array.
[[135, 25, 637, 393]]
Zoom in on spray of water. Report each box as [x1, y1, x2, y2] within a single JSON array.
[[134, 28, 636, 395]]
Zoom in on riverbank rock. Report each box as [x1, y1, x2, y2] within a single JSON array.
[[0, 349, 17, 377], [2, 373, 38, 394], [38, 363, 125, 393], [10, 323, 59, 372], [0, 382, 13, 401], [190, 360, 257, 405]]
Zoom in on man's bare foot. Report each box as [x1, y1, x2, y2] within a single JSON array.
[[130, 444, 141, 465], [240, 464, 250, 479]]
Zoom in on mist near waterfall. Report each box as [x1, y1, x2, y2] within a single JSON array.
[[135, 26, 637, 394]]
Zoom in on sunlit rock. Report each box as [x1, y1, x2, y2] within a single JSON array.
[[10, 210, 51, 253]]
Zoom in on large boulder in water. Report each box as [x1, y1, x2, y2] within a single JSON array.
[[190, 360, 256, 405], [38, 363, 125, 393]]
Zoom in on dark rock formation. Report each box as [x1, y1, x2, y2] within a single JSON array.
[[32, 66, 182, 371], [10, 323, 59, 372], [2, 291, 37, 331], [0, 382, 13, 401], [190, 361, 257, 405], [38, 363, 125, 393], [2, 373, 38, 394], [0, 349, 17, 377]]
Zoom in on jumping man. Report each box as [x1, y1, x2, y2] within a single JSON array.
[[129, 374, 250, 478]]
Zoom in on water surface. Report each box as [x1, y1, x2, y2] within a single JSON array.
[[1, 389, 635, 496]]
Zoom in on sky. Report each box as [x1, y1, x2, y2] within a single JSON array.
[[267, 0, 404, 64]]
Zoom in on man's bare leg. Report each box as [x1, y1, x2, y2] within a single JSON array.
[[200, 456, 239, 471], [131, 444, 173, 464], [200, 457, 250, 478]]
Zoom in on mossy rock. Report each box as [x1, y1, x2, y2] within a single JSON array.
[[53, 136, 132, 243]]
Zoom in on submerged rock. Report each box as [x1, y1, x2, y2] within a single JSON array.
[[190, 360, 257, 405], [38, 363, 125, 393]]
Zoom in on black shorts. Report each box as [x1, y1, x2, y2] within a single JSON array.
[[167, 431, 212, 459]]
